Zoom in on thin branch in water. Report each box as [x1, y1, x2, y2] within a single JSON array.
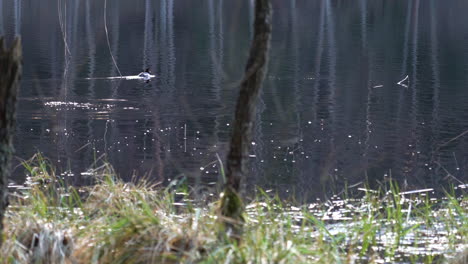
[[184, 123, 187, 153], [452, 152, 460, 170], [406, 202, 412, 222], [104, 0, 122, 76], [436, 161, 464, 184], [397, 75, 409, 88], [104, 119, 110, 153], [57, 0, 71, 56], [399, 188, 433, 195], [75, 142, 92, 153], [215, 153, 226, 184], [439, 129, 468, 148]]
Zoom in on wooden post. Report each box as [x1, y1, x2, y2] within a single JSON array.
[[0, 37, 22, 247], [220, 0, 272, 238]]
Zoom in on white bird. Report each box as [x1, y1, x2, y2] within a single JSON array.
[[138, 68, 153, 80]]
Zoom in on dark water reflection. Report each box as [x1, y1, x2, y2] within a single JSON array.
[[2, 0, 468, 200]]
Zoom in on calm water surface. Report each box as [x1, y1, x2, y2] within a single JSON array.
[[2, 0, 468, 199]]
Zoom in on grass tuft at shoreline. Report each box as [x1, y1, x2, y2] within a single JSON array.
[[1, 155, 467, 263]]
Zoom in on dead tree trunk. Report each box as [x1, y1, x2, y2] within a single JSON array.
[[0, 37, 22, 247], [219, 0, 272, 237]]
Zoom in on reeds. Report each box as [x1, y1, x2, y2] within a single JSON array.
[[1, 155, 466, 263]]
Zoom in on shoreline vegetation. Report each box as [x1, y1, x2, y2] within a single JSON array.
[[0, 155, 466, 264]]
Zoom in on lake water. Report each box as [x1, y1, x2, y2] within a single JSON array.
[[2, 0, 468, 200]]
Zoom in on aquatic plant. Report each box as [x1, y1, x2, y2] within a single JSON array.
[[0, 155, 466, 263]]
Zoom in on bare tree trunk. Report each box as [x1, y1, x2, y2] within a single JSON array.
[[220, 0, 272, 238], [0, 37, 22, 247]]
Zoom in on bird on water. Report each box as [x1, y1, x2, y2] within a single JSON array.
[[138, 68, 152, 80]]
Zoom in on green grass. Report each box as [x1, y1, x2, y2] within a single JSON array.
[[1, 155, 467, 263]]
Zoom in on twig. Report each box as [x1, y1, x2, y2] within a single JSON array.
[[399, 188, 433, 195], [57, 0, 71, 56], [184, 124, 187, 153], [75, 142, 91, 153], [104, 0, 122, 76], [215, 153, 226, 184], [439, 129, 468, 148], [397, 75, 409, 88], [406, 201, 412, 222]]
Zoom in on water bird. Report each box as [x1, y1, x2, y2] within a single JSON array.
[[138, 68, 152, 80]]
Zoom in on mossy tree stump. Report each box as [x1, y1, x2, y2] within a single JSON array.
[[0, 37, 22, 246]]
